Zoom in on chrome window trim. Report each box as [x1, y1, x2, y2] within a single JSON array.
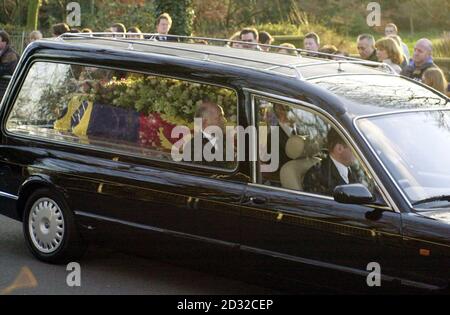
[[354, 108, 450, 211], [248, 183, 392, 211], [0, 191, 19, 200], [244, 88, 398, 213], [3, 59, 244, 176], [250, 94, 257, 183]]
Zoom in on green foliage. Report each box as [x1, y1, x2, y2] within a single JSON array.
[[155, 0, 195, 36], [251, 23, 355, 52], [90, 74, 237, 121], [84, 1, 155, 33], [0, 0, 27, 28], [36, 0, 155, 35], [435, 33, 450, 58], [26, 0, 42, 31]]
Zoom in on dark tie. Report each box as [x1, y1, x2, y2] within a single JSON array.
[[348, 168, 355, 183]]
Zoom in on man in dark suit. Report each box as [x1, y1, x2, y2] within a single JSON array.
[[303, 128, 358, 196], [183, 101, 231, 167], [153, 13, 179, 42]]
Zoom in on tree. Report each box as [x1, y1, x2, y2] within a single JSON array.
[[26, 0, 42, 31], [154, 0, 195, 36]]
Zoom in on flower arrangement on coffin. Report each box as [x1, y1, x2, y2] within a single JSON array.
[[88, 74, 238, 150]]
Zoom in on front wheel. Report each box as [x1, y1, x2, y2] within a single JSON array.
[[23, 188, 86, 264]]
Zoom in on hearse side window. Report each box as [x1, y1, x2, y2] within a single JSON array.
[[255, 96, 376, 197], [6, 62, 238, 169]]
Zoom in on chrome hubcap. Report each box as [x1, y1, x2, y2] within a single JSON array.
[[28, 197, 65, 254]]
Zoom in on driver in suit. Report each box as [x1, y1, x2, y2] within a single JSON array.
[[303, 128, 359, 196]]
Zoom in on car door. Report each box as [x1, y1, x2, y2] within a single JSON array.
[[239, 94, 404, 293]]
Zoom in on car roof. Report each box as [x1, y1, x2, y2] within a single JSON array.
[[26, 36, 450, 118], [51, 36, 387, 80]]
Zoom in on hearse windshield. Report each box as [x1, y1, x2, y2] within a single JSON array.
[[357, 110, 450, 209], [312, 75, 448, 111]]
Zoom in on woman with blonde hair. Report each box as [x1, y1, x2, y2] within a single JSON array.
[[422, 68, 449, 96], [375, 37, 405, 74]]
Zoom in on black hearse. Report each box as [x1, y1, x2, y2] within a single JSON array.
[[0, 34, 449, 293]]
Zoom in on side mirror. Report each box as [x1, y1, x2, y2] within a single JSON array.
[[333, 184, 375, 205]]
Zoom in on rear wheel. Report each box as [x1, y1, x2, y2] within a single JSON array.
[[23, 188, 86, 264]]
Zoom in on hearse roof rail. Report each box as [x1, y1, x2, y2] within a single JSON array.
[[56, 33, 397, 78]]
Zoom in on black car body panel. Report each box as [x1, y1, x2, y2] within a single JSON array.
[[1, 38, 450, 293]]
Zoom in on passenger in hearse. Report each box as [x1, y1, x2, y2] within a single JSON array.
[[303, 128, 359, 196], [183, 100, 231, 166], [268, 103, 298, 169]]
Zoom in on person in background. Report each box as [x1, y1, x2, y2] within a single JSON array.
[[422, 68, 449, 96], [375, 37, 404, 74], [303, 32, 320, 55], [319, 45, 338, 59], [356, 34, 377, 62], [111, 23, 126, 34], [259, 31, 274, 52], [240, 28, 261, 51], [227, 31, 242, 49], [0, 31, 19, 76], [387, 34, 408, 69], [277, 43, 298, 56], [127, 27, 143, 39], [154, 13, 177, 41], [29, 30, 43, 43], [111, 23, 126, 38], [401, 38, 438, 82], [52, 23, 70, 37], [384, 23, 410, 60], [103, 28, 114, 38]]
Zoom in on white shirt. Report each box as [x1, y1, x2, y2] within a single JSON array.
[[279, 121, 296, 136], [330, 156, 350, 184], [202, 131, 218, 150]]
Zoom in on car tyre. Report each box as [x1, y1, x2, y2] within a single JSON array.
[[23, 188, 86, 264]]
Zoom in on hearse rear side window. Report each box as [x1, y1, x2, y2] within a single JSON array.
[[6, 61, 238, 169]]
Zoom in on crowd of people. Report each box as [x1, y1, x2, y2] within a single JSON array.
[[0, 14, 449, 96]]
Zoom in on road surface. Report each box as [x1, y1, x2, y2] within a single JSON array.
[[0, 215, 278, 295]]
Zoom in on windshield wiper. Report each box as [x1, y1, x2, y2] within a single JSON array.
[[412, 195, 450, 207]]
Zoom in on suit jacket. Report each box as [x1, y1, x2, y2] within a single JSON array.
[[154, 35, 179, 42], [266, 122, 294, 171], [303, 155, 358, 196], [184, 133, 231, 168], [0, 45, 19, 77]]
